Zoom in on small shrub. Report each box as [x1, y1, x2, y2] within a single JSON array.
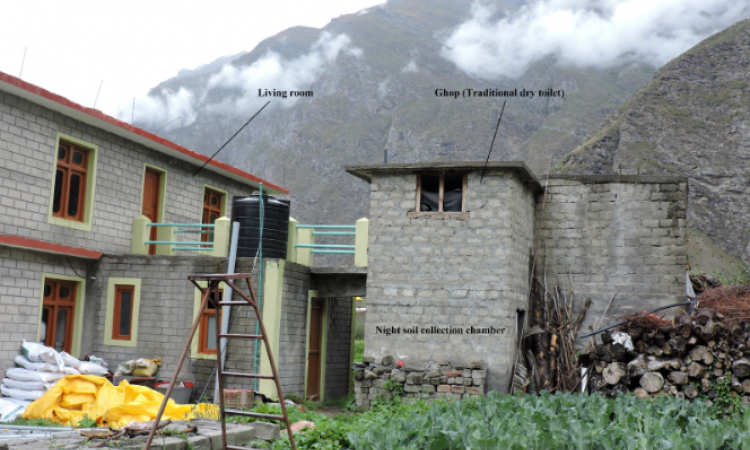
[[353, 340, 364, 363]]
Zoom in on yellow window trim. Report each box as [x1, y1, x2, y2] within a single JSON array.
[[191, 280, 227, 360], [140, 164, 168, 223], [102, 277, 142, 348], [47, 133, 98, 232], [36, 273, 86, 358], [202, 184, 228, 218]]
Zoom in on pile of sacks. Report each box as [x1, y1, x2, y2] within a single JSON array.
[[1, 340, 108, 404]]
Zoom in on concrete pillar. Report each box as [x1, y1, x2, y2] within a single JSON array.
[[259, 260, 285, 400], [210, 217, 231, 257], [155, 226, 176, 256], [131, 215, 150, 255], [355, 218, 369, 267], [296, 228, 314, 266], [287, 218, 298, 262]]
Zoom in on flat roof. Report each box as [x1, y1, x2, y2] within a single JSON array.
[[346, 161, 543, 190], [548, 174, 687, 184], [0, 71, 287, 195]]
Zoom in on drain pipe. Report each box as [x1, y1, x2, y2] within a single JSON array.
[[215, 219, 240, 402], [253, 183, 264, 391]]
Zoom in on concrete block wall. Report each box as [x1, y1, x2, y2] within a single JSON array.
[[365, 169, 535, 392], [88, 255, 232, 399], [325, 297, 353, 400], [0, 90, 255, 254], [277, 262, 311, 398], [0, 248, 92, 372], [536, 176, 688, 340]]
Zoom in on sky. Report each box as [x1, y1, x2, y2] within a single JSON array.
[[2, 0, 748, 127], [0, 0, 384, 118]]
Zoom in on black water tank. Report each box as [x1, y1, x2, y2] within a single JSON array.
[[232, 194, 290, 259]]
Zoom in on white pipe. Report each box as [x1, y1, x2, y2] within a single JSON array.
[[215, 221, 240, 402]]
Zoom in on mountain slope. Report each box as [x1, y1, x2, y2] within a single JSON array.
[[560, 18, 750, 263], [140, 0, 655, 236]]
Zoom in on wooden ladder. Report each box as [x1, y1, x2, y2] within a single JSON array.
[[144, 273, 297, 450]]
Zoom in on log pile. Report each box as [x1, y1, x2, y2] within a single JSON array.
[[585, 302, 750, 403]]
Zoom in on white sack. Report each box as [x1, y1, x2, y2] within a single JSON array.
[[0, 397, 26, 422], [14, 355, 58, 372], [1, 385, 44, 401], [5, 368, 67, 384], [612, 331, 635, 351], [2, 378, 44, 391], [21, 340, 64, 371], [78, 362, 108, 376], [60, 351, 81, 368]]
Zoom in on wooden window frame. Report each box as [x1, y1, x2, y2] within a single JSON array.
[[41, 279, 77, 354], [201, 187, 225, 245], [198, 289, 223, 354], [52, 141, 89, 222], [409, 172, 469, 219], [112, 285, 135, 341]]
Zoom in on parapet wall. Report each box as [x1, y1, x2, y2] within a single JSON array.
[[537, 176, 688, 340]]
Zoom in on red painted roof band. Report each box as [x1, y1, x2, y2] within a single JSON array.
[[0, 71, 288, 194], [0, 234, 102, 259]]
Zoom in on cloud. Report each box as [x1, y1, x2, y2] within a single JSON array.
[[442, 0, 750, 79], [377, 77, 390, 98], [119, 32, 358, 128], [401, 60, 419, 73], [127, 87, 197, 132]]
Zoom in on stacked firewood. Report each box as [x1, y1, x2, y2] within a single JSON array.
[[522, 278, 590, 393], [585, 305, 750, 402]]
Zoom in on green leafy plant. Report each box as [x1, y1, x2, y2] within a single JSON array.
[[341, 393, 358, 412], [707, 372, 743, 419], [77, 414, 97, 428], [353, 340, 364, 363], [371, 378, 405, 410]]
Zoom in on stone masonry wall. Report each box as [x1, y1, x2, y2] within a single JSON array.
[[0, 90, 255, 254], [325, 297, 353, 400], [354, 358, 486, 408], [537, 176, 688, 342], [0, 248, 92, 372], [365, 169, 535, 392]]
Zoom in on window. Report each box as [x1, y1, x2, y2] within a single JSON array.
[[199, 289, 223, 354], [412, 172, 467, 218], [103, 277, 141, 347], [40, 279, 77, 353], [48, 134, 98, 232], [53, 141, 89, 222], [112, 285, 135, 341], [202, 187, 225, 245]]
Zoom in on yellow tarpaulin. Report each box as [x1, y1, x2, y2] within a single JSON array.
[[23, 375, 218, 428]]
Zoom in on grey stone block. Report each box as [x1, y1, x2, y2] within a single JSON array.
[[187, 435, 211, 450], [229, 425, 256, 445], [252, 421, 281, 441]]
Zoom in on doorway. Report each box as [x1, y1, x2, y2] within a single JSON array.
[[40, 279, 77, 353], [141, 168, 161, 255], [306, 298, 324, 400]]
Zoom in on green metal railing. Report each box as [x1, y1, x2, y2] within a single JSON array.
[[145, 223, 215, 252], [295, 225, 357, 254]]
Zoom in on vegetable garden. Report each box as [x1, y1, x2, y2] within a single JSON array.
[[249, 390, 750, 450]]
